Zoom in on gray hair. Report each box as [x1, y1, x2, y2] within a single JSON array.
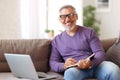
[[59, 5, 76, 13]]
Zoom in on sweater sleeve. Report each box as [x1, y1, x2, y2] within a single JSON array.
[[49, 39, 65, 72], [88, 29, 106, 67]]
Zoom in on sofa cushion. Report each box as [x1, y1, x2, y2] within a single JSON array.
[[101, 38, 117, 52], [0, 39, 52, 72], [106, 38, 120, 67]]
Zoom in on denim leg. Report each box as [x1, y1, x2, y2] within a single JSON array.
[[95, 61, 120, 80], [64, 67, 93, 80]]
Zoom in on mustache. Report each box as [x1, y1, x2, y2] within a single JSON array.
[[65, 21, 72, 23]]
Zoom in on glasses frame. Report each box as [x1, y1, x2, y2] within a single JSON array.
[[59, 13, 76, 20]]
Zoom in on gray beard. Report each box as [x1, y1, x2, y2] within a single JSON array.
[[64, 24, 76, 31]]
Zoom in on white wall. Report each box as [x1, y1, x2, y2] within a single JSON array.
[[83, 0, 120, 39], [0, 0, 21, 39]]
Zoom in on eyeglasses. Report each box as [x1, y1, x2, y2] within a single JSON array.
[[59, 13, 75, 20]]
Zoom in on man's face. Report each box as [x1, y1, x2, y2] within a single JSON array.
[[59, 8, 78, 31]]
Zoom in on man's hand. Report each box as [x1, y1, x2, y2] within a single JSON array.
[[64, 58, 77, 69], [77, 58, 92, 69]]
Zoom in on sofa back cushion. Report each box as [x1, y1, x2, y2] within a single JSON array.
[[100, 38, 117, 52], [106, 38, 120, 67], [0, 39, 52, 72]]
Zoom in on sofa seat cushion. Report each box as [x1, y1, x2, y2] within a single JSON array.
[[0, 72, 28, 80], [0, 72, 97, 80]]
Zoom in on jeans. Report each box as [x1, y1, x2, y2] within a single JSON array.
[[64, 61, 120, 80]]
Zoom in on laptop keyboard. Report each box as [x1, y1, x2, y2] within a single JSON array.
[[37, 72, 58, 79], [38, 76, 46, 78]]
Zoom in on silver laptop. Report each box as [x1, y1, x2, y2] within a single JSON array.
[[4, 53, 57, 80]]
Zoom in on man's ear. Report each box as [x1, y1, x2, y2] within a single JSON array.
[[59, 16, 61, 21], [75, 14, 78, 20]]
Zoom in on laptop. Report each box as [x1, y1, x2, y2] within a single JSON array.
[[4, 53, 58, 80]]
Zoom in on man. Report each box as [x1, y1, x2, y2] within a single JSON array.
[[49, 5, 120, 80]]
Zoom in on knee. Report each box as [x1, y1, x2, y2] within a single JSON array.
[[64, 68, 79, 77], [101, 61, 119, 70], [98, 61, 120, 74], [64, 68, 83, 80], [97, 61, 120, 80]]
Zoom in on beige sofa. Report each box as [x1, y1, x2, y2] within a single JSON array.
[[0, 38, 117, 80]]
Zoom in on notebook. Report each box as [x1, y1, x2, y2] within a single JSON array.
[[4, 53, 58, 80]]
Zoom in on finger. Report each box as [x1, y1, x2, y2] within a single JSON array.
[[85, 58, 90, 63], [67, 58, 73, 61], [79, 60, 85, 67], [70, 58, 76, 61]]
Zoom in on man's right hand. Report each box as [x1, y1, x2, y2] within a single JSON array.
[[64, 58, 77, 69], [77, 58, 92, 69]]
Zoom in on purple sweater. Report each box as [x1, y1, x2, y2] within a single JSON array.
[[50, 26, 106, 72]]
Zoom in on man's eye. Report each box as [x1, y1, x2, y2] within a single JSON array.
[[60, 15, 66, 18], [68, 13, 74, 17]]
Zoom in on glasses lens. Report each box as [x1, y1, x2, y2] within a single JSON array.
[[60, 15, 66, 19], [68, 13, 75, 18]]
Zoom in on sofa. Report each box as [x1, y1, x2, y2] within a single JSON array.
[[0, 38, 118, 80]]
